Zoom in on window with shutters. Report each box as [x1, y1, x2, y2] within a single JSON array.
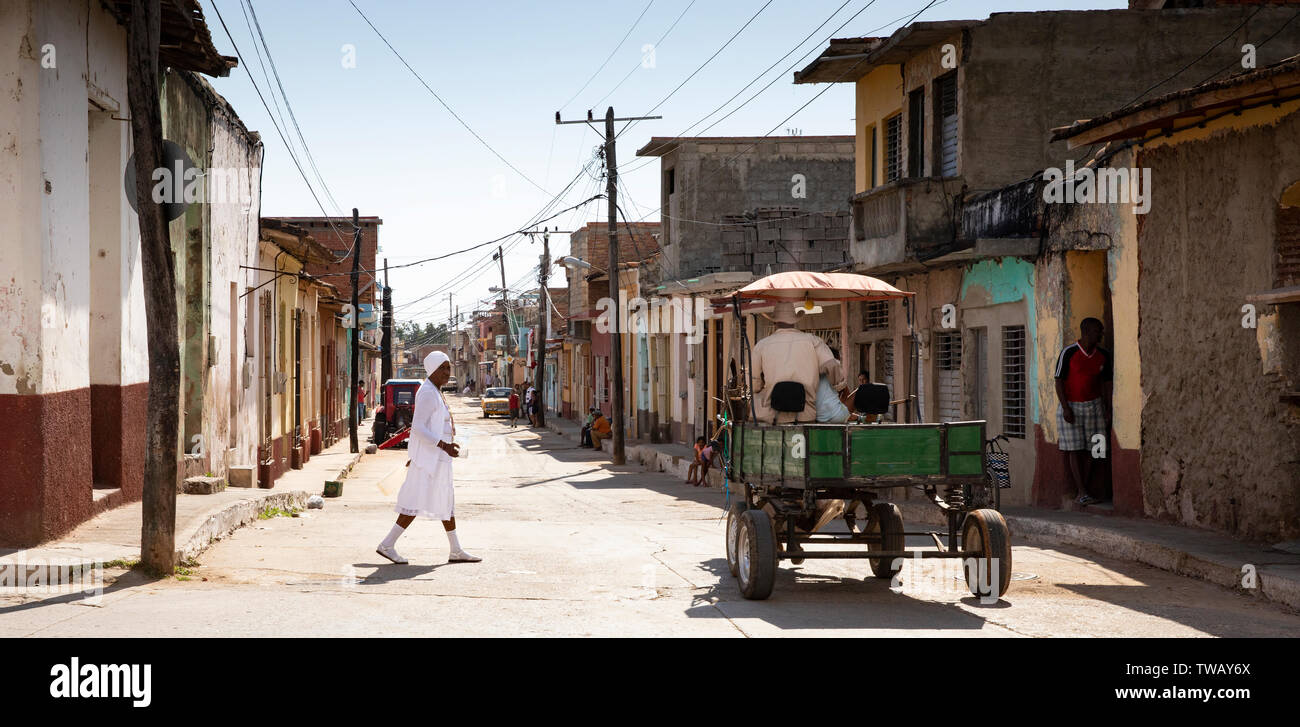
[[936, 331, 962, 422], [935, 72, 958, 177], [867, 123, 878, 188], [863, 300, 890, 330], [971, 327, 988, 421], [908, 88, 925, 178], [885, 114, 902, 183], [1002, 325, 1026, 438]]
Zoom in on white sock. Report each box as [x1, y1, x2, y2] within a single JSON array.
[[381, 523, 405, 549], [446, 528, 462, 552]]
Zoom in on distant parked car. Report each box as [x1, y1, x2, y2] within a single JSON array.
[[441, 375, 458, 393], [481, 387, 512, 418]]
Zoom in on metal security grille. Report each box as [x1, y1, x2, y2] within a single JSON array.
[[1002, 325, 1026, 438], [863, 300, 890, 330], [885, 114, 902, 183], [936, 331, 962, 422]]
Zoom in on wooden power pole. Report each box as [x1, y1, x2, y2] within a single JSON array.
[[127, 0, 180, 572], [556, 107, 659, 465], [349, 208, 360, 454], [535, 230, 550, 427]]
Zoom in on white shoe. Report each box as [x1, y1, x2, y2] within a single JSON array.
[[448, 550, 481, 563], [376, 544, 408, 564]]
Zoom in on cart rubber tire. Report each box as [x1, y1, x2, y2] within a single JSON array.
[[737, 509, 776, 600], [867, 503, 905, 579], [725, 502, 746, 578], [372, 416, 386, 445], [962, 508, 1013, 600]]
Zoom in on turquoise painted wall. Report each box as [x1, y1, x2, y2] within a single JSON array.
[[959, 258, 1040, 423]]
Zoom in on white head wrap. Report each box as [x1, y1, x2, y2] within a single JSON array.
[[424, 350, 450, 376]]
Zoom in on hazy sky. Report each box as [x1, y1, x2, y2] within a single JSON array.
[[206, 0, 1123, 325]]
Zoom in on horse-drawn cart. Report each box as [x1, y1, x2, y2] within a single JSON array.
[[713, 272, 1012, 601]]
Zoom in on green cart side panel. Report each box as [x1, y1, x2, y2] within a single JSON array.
[[946, 422, 985, 476], [741, 427, 761, 476], [808, 427, 844, 479], [782, 430, 803, 478], [761, 428, 784, 477], [849, 428, 941, 476]]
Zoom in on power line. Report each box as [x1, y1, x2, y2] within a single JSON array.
[[620, 0, 893, 176], [348, 0, 551, 196], [617, 0, 777, 139], [1124, 5, 1266, 108], [244, 0, 348, 219], [591, 0, 700, 110], [560, 0, 656, 112], [210, 2, 356, 250], [626, 0, 942, 222]]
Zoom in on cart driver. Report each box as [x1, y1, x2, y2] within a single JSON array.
[[751, 305, 843, 424]]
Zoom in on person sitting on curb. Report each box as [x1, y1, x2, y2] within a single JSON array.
[[580, 407, 597, 447], [590, 410, 612, 450], [686, 436, 712, 486]]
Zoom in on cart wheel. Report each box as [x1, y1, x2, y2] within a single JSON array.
[[962, 508, 1012, 600], [725, 502, 746, 578], [737, 509, 776, 600], [866, 503, 905, 579]]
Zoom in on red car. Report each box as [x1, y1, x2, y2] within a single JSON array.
[[371, 378, 423, 447]]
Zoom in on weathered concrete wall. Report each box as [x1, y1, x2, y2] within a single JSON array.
[[1133, 109, 1300, 542], [0, 0, 149, 544], [203, 73, 262, 477], [648, 138, 854, 280], [961, 7, 1300, 191]]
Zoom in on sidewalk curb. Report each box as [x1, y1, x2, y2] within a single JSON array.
[[543, 418, 1299, 612], [176, 490, 311, 565]]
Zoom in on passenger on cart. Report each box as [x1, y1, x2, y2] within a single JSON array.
[[750, 305, 843, 424]]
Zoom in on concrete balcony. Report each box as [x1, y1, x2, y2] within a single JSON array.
[[849, 176, 963, 273]]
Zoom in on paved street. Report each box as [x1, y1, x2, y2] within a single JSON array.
[[2, 396, 1298, 638]]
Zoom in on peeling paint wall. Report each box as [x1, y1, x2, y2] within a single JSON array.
[[0, 0, 148, 544], [1132, 111, 1300, 542]]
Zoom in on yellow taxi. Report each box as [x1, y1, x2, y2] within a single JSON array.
[[481, 387, 513, 418]]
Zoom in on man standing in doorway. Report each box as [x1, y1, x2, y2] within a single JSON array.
[[1054, 318, 1113, 506]]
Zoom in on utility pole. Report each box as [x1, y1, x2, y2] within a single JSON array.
[[349, 208, 361, 454], [126, 0, 180, 572], [495, 245, 510, 387], [382, 257, 392, 385], [536, 230, 550, 427], [556, 107, 660, 465]]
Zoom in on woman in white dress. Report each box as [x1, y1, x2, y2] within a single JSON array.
[[376, 351, 480, 564]]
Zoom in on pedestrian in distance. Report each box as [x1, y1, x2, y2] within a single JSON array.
[[376, 351, 480, 565], [508, 388, 521, 427]]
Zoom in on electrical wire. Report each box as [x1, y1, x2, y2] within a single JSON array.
[[560, 0, 656, 112], [211, 2, 355, 250], [348, 0, 551, 196], [617, 0, 777, 139], [591, 0, 700, 110]]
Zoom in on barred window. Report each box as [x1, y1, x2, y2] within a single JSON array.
[[1002, 325, 1026, 438], [863, 300, 890, 330], [936, 331, 962, 423], [885, 114, 902, 183]]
